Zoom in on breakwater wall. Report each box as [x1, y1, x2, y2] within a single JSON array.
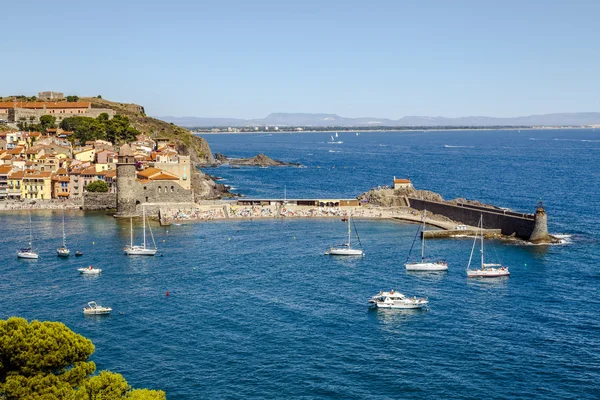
[[407, 197, 537, 240]]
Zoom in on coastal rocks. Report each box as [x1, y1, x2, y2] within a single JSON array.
[[214, 153, 301, 167]]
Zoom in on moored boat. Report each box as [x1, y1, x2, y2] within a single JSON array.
[[466, 215, 510, 278], [83, 301, 112, 315], [124, 206, 158, 256], [405, 210, 448, 271], [17, 213, 38, 259], [368, 290, 429, 309], [78, 266, 102, 275], [326, 216, 363, 256]]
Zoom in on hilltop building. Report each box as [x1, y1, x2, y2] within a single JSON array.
[[393, 177, 413, 190], [38, 91, 64, 100], [0, 101, 115, 124]]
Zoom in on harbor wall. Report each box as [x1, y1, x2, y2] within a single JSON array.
[[83, 192, 117, 211], [407, 197, 536, 240]]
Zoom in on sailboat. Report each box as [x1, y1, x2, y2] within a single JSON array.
[[326, 216, 363, 256], [57, 210, 70, 257], [335, 132, 339, 138], [124, 206, 157, 256], [17, 213, 38, 259], [405, 211, 447, 271], [466, 215, 509, 278]]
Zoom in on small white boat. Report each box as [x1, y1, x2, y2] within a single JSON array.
[[368, 290, 429, 309], [466, 215, 510, 278], [326, 216, 363, 256], [124, 206, 158, 256], [405, 210, 448, 271], [82, 301, 112, 315], [78, 266, 102, 275], [17, 213, 38, 259]]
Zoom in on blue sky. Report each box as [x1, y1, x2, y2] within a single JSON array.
[[3, 0, 599, 118]]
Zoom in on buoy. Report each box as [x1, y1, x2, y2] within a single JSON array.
[[293, 236, 296, 240], [228, 237, 231, 241], [166, 291, 169, 297], [163, 239, 166, 242], [92, 242, 95, 245]]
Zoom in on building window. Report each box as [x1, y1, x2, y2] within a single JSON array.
[[145, 197, 148, 202], [144, 186, 147, 190], [158, 186, 161, 193]]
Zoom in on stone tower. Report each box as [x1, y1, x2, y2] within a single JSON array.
[[529, 199, 551, 243], [115, 144, 138, 217]]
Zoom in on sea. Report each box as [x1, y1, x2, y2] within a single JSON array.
[[1, 129, 599, 399]]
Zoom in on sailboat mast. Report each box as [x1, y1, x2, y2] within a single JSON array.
[[29, 213, 33, 248], [62, 211, 66, 247], [421, 211, 426, 261], [348, 217, 351, 246], [130, 218, 133, 247], [142, 206, 146, 248], [480, 215, 484, 268]]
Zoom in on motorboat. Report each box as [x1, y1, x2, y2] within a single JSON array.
[[78, 266, 102, 275], [82, 301, 112, 315], [75, 251, 83, 257], [368, 290, 429, 309], [466, 214, 510, 278], [17, 213, 38, 259], [405, 210, 448, 271], [326, 216, 363, 256], [124, 206, 158, 256]]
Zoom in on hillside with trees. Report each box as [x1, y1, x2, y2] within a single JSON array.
[[83, 97, 214, 164]]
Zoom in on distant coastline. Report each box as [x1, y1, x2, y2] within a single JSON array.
[[194, 125, 594, 135]]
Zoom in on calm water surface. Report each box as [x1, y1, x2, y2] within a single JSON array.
[[1, 129, 599, 398]]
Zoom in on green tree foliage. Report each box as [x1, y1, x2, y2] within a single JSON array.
[[39, 114, 57, 130], [66, 95, 80, 102], [0, 317, 165, 400], [86, 180, 109, 193], [16, 114, 57, 133], [60, 114, 139, 145]]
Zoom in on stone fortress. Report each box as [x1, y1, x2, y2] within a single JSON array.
[[114, 144, 193, 218]]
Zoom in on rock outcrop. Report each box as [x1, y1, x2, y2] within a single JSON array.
[[214, 153, 301, 167]]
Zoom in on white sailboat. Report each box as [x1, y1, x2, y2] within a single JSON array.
[[17, 213, 38, 259], [326, 216, 363, 256], [335, 132, 339, 138], [57, 210, 70, 257], [405, 211, 448, 271], [466, 215, 509, 278], [124, 206, 157, 256]]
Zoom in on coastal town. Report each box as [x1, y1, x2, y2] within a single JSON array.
[[0, 92, 192, 208]]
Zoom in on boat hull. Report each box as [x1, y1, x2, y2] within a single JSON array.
[[124, 247, 157, 256], [326, 248, 363, 256], [467, 268, 510, 278], [57, 248, 70, 257], [370, 301, 428, 309], [405, 262, 448, 271], [17, 252, 38, 259], [83, 309, 111, 315], [78, 268, 102, 275]]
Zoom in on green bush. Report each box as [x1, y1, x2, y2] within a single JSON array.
[[86, 180, 109, 193]]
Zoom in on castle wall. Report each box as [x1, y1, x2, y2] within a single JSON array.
[[408, 197, 537, 240], [83, 192, 117, 210]]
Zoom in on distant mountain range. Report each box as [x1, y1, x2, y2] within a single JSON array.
[[156, 112, 600, 128]]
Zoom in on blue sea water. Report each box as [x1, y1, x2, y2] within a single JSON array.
[[1, 129, 599, 399]]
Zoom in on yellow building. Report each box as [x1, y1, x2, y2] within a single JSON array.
[[8, 170, 24, 199], [74, 147, 95, 162], [23, 171, 52, 200]]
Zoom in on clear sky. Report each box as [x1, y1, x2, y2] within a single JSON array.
[[3, 0, 599, 118]]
